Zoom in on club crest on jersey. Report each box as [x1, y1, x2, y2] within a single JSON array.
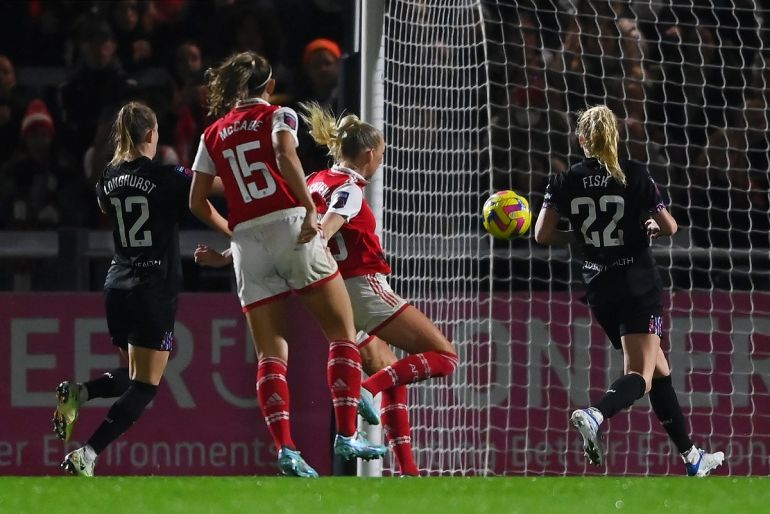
[[332, 191, 349, 209]]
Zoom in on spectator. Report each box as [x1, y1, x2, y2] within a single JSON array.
[[110, 0, 156, 72], [171, 41, 207, 167], [58, 14, 133, 159], [0, 55, 31, 168], [0, 99, 88, 229], [293, 38, 342, 172]]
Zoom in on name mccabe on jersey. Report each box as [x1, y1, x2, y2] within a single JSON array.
[[103, 174, 158, 194], [219, 119, 264, 141]]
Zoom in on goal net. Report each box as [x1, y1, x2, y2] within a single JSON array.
[[374, 0, 770, 476]]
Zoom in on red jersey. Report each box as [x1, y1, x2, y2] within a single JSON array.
[[307, 166, 391, 278], [192, 99, 301, 229]]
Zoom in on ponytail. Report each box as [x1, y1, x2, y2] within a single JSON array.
[[576, 105, 626, 186], [299, 101, 381, 164], [206, 51, 272, 118], [109, 102, 157, 166]]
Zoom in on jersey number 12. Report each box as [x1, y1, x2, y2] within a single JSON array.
[[110, 196, 152, 247]]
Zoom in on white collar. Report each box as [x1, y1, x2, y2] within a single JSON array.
[[331, 165, 368, 184], [236, 98, 270, 108]]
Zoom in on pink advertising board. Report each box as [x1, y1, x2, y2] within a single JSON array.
[[411, 291, 770, 476], [0, 293, 333, 476], [2, 291, 768, 476]]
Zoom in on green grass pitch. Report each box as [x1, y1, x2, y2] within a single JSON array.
[[1, 476, 768, 514]]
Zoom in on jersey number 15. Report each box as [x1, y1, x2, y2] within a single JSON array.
[[223, 141, 277, 203]]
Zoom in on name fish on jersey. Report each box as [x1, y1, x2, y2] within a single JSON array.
[[582, 174, 611, 188]]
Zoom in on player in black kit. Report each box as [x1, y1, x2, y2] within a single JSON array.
[[534, 105, 724, 476], [54, 102, 196, 476]]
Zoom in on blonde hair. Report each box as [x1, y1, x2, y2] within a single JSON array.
[[299, 101, 382, 164], [206, 51, 272, 118], [576, 105, 626, 186], [109, 102, 157, 166]]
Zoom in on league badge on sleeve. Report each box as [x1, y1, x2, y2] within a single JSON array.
[[332, 191, 349, 209], [283, 112, 297, 130]]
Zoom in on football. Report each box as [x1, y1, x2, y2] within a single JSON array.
[[482, 190, 532, 239]]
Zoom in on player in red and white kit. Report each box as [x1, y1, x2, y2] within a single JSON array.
[[305, 102, 458, 476], [188, 52, 385, 477], [197, 101, 458, 476]]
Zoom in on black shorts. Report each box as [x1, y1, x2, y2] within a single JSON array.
[[586, 263, 663, 350], [105, 286, 177, 351]]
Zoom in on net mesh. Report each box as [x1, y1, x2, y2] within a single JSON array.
[[379, 0, 770, 476]]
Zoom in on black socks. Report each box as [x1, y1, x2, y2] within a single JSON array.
[[649, 374, 693, 454], [593, 373, 646, 419], [84, 367, 131, 400], [87, 380, 158, 455]]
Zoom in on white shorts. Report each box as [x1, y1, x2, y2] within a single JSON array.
[[231, 207, 339, 311], [345, 273, 408, 343]]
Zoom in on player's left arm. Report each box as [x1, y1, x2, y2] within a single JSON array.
[[641, 170, 677, 238]]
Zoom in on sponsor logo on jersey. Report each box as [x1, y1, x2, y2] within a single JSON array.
[[332, 191, 349, 209]]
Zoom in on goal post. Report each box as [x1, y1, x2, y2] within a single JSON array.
[[359, 0, 770, 476]]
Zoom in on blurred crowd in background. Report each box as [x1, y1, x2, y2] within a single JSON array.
[[0, 0, 348, 232], [488, 0, 770, 249], [1, 0, 769, 252]]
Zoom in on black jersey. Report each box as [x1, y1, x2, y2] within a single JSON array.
[[543, 158, 666, 284], [97, 157, 192, 291]]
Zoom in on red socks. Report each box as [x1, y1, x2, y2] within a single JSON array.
[[363, 350, 458, 396], [381, 385, 419, 476], [327, 340, 363, 436], [256, 357, 295, 451]]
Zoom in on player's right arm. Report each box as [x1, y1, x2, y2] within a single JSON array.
[[319, 183, 364, 239], [534, 174, 577, 246], [189, 135, 232, 237]]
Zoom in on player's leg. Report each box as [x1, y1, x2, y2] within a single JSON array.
[[61, 291, 174, 477], [299, 277, 386, 460], [54, 289, 134, 441], [362, 305, 457, 397], [244, 300, 318, 477], [53, 348, 131, 442], [649, 348, 725, 476], [570, 302, 654, 466], [360, 337, 419, 476]]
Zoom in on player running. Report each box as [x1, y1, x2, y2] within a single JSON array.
[[534, 104, 724, 477], [54, 102, 201, 477], [188, 52, 385, 477], [197, 102, 458, 476]]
